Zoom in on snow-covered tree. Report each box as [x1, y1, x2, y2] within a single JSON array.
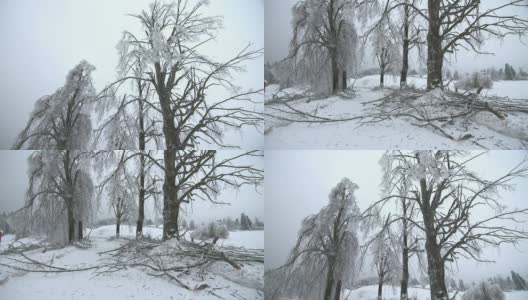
[[462, 281, 505, 300], [289, 0, 363, 93], [102, 1, 263, 241], [511, 270, 528, 290], [370, 16, 401, 88], [372, 224, 399, 300], [459, 279, 467, 291], [109, 0, 262, 149], [371, 151, 528, 300], [18, 151, 94, 243], [94, 150, 163, 239], [13, 61, 96, 149], [104, 165, 137, 238], [190, 222, 229, 240], [270, 178, 361, 300]]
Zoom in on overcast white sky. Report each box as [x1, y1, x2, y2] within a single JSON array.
[[0, 0, 264, 149], [0, 150, 264, 226], [265, 0, 528, 73], [265, 150, 528, 282]]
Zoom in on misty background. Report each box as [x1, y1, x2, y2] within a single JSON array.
[[0, 0, 264, 149], [264, 150, 528, 282], [0, 150, 264, 226], [265, 0, 528, 72]]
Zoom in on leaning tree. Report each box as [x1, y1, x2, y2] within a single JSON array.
[[271, 178, 361, 300], [369, 150, 528, 300], [13, 60, 96, 150]]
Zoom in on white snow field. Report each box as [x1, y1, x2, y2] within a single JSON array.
[[265, 75, 528, 149], [0, 226, 264, 300], [343, 285, 528, 300]]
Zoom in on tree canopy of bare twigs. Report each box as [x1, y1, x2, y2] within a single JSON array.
[[97, 0, 263, 150], [364, 150, 528, 300]]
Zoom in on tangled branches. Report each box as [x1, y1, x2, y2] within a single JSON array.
[[265, 86, 528, 146], [0, 236, 263, 295]]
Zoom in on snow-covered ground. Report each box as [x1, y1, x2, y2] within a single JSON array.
[[343, 285, 528, 300], [0, 226, 264, 300], [265, 75, 528, 149]]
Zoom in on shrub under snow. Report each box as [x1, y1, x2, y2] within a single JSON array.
[[455, 72, 493, 90], [191, 222, 229, 240], [462, 281, 505, 300]]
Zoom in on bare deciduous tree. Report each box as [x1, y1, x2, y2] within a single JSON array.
[[369, 150, 528, 300]]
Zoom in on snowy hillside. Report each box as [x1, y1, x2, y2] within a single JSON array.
[[0, 226, 264, 300], [265, 75, 528, 149]]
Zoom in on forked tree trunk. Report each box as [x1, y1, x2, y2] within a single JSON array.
[[427, 0, 444, 89], [155, 64, 183, 240], [342, 71, 347, 90], [420, 179, 449, 300], [400, 2, 410, 89], [78, 220, 83, 240]]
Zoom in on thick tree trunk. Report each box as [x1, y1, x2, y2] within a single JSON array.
[[162, 150, 179, 240], [400, 2, 410, 89], [78, 220, 83, 240], [427, 0, 444, 89], [380, 68, 385, 88], [116, 220, 121, 238], [136, 154, 145, 239], [334, 279, 342, 300], [400, 229, 409, 300], [377, 275, 384, 300], [67, 205, 75, 243], [331, 53, 339, 94], [156, 75, 183, 239], [420, 179, 449, 300], [342, 71, 347, 90], [324, 266, 335, 300], [136, 83, 146, 239]]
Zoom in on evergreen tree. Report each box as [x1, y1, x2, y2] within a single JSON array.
[[511, 270, 528, 290], [458, 279, 467, 291], [453, 70, 460, 80]]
